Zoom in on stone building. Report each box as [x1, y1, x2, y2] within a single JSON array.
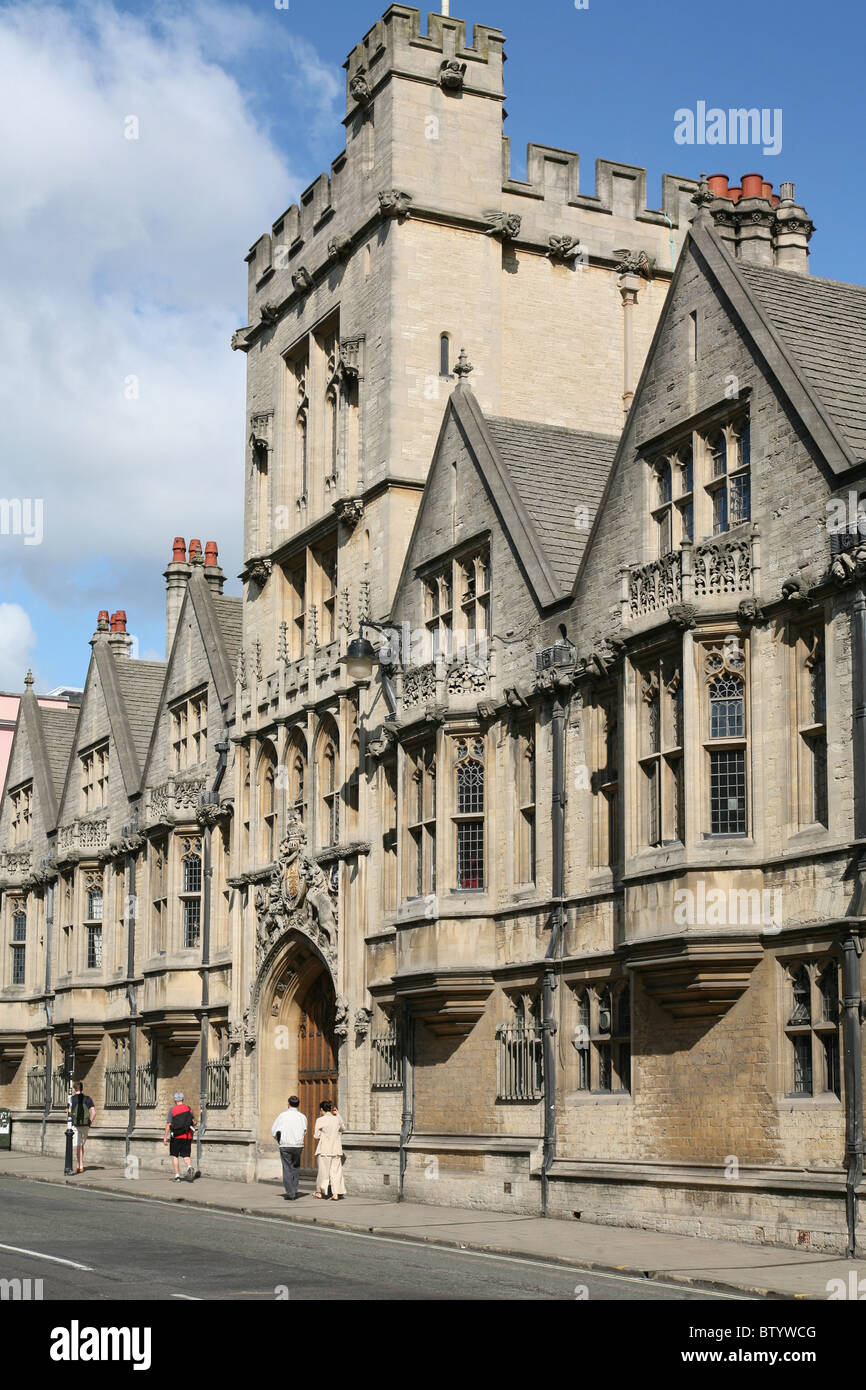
[[3, 6, 864, 1253]]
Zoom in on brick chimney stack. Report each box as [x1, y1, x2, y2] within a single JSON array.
[[108, 610, 133, 658], [164, 537, 191, 658], [204, 541, 225, 595], [89, 609, 110, 649], [704, 172, 813, 273]]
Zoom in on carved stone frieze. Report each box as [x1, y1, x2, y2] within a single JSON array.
[[447, 661, 488, 696], [402, 663, 438, 707], [692, 538, 753, 598], [629, 553, 682, 617]]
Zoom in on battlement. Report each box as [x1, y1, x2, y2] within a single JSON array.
[[344, 5, 505, 116], [503, 141, 699, 228]]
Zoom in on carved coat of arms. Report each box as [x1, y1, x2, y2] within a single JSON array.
[[254, 815, 338, 970]]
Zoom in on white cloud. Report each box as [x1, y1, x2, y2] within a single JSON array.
[[0, 604, 37, 689], [0, 0, 340, 638]]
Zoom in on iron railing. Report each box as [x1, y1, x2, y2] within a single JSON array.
[[371, 1024, 402, 1089], [26, 1066, 46, 1110], [206, 1057, 230, 1109], [104, 1064, 130, 1110], [136, 1062, 157, 1109], [496, 1023, 544, 1101], [51, 1068, 69, 1110]]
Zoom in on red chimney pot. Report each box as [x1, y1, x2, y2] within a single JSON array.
[[172, 537, 186, 563], [707, 174, 729, 198], [771, 193, 780, 207], [97, 610, 109, 629], [189, 538, 202, 556], [741, 173, 763, 199], [110, 610, 128, 634], [205, 541, 219, 567], [728, 185, 742, 203], [761, 181, 773, 201]]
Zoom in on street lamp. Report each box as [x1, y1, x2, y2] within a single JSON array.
[[341, 619, 398, 714]]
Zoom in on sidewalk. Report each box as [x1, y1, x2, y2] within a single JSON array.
[[0, 1149, 859, 1300]]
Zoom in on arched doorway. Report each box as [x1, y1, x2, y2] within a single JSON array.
[[255, 938, 338, 1178], [297, 973, 338, 1169]]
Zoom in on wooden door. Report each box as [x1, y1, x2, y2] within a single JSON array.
[[297, 974, 338, 1169]]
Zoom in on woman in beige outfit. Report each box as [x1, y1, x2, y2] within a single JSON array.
[[313, 1100, 346, 1200]]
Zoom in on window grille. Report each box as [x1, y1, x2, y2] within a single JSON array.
[[709, 749, 746, 835], [372, 1020, 403, 1088], [496, 1016, 543, 1101], [206, 1057, 230, 1108], [104, 1063, 130, 1109], [137, 1060, 157, 1108], [27, 1066, 47, 1110]]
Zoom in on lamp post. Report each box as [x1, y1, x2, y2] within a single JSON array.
[[341, 619, 399, 714], [63, 1018, 75, 1176]]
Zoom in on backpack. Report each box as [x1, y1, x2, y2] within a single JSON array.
[[73, 1096, 90, 1128], [169, 1106, 193, 1136]]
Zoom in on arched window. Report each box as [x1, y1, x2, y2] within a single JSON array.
[[708, 674, 744, 739], [241, 750, 251, 860], [319, 724, 340, 847], [11, 906, 26, 985], [439, 333, 450, 377], [454, 737, 485, 890], [180, 839, 203, 949], [258, 743, 278, 863], [287, 730, 307, 826], [87, 887, 103, 921]]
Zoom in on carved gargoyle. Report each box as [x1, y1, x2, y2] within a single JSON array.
[[439, 58, 466, 91], [259, 302, 280, 327], [485, 211, 522, 241], [613, 249, 655, 279], [350, 69, 372, 104], [328, 235, 352, 264], [379, 189, 412, 219], [781, 573, 813, 604], [291, 267, 314, 294], [548, 235, 586, 264], [668, 602, 698, 631]]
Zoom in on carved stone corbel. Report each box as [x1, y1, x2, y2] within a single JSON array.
[[291, 267, 314, 295], [484, 211, 522, 241], [439, 58, 466, 91], [379, 189, 412, 220]]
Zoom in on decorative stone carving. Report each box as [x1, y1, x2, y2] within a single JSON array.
[[247, 557, 272, 587], [236, 649, 247, 689], [328, 235, 353, 264], [691, 172, 714, 207], [447, 661, 488, 696], [367, 727, 396, 760], [629, 553, 682, 617], [231, 327, 252, 353], [547, 235, 585, 263], [334, 497, 364, 530], [254, 638, 263, 680], [402, 663, 438, 707], [378, 189, 412, 219], [339, 335, 364, 380], [354, 1007, 373, 1037], [196, 799, 231, 830], [484, 211, 522, 241], [613, 248, 655, 279], [291, 267, 314, 295], [587, 631, 626, 676], [350, 68, 372, 104], [228, 1011, 256, 1053], [259, 301, 280, 327], [692, 538, 752, 598], [668, 602, 698, 630], [439, 58, 466, 90], [175, 779, 207, 812], [781, 573, 812, 604], [334, 994, 350, 1039], [737, 597, 765, 625], [254, 815, 339, 971], [452, 347, 474, 379]]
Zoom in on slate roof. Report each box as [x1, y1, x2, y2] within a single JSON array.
[[485, 417, 618, 591], [39, 707, 80, 804], [737, 262, 866, 464], [113, 659, 167, 771], [211, 594, 242, 673]]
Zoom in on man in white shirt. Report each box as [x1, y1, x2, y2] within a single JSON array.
[[271, 1095, 308, 1200]]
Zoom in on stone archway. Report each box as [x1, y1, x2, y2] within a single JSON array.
[[255, 934, 337, 1179]]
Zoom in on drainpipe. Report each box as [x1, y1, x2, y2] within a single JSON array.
[[844, 585, 866, 1254], [125, 842, 138, 1163], [542, 690, 567, 1215], [398, 1000, 414, 1200], [841, 930, 864, 1257], [197, 741, 229, 1172], [41, 880, 54, 1153]]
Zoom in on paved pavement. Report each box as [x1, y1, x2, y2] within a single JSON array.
[[0, 1149, 860, 1300]]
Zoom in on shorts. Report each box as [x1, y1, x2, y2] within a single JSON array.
[[72, 1127, 89, 1146], [170, 1137, 192, 1157]]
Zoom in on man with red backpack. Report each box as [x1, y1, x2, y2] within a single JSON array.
[[163, 1092, 196, 1182]]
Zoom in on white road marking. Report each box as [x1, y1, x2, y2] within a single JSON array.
[[26, 1184, 752, 1298], [0, 1241, 92, 1272], [171, 1293, 202, 1300]]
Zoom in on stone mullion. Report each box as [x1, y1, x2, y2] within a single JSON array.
[[681, 629, 700, 852]]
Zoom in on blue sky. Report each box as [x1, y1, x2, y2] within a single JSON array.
[[0, 0, 859, 692]]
